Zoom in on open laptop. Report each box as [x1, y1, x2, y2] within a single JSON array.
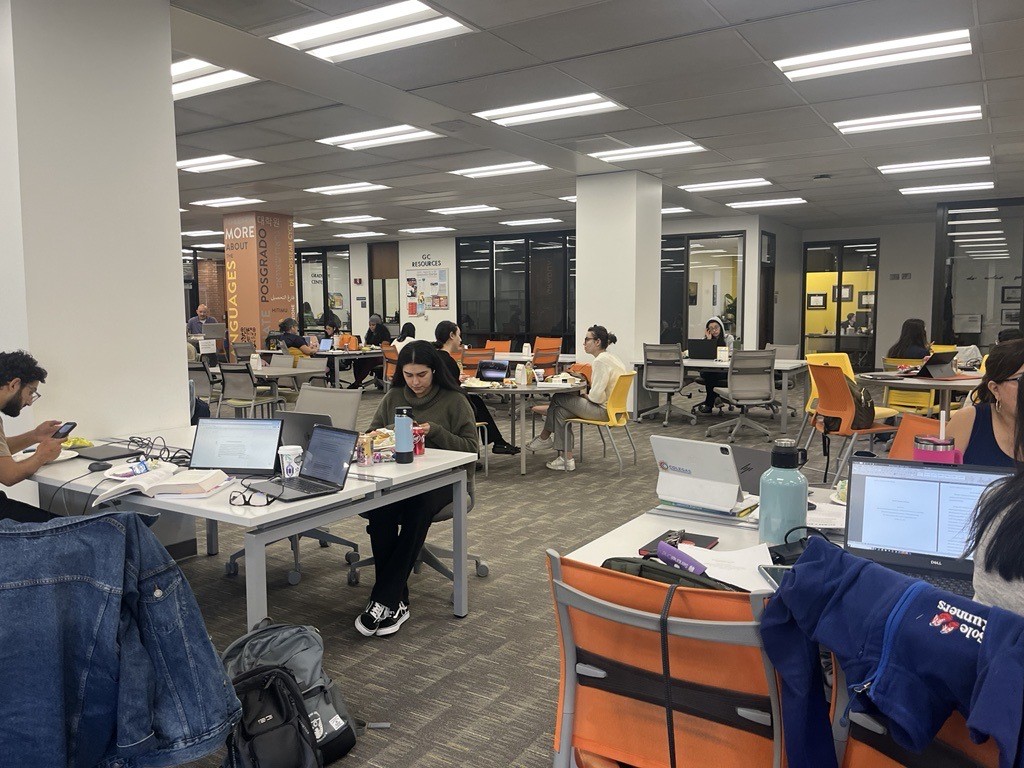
[[651, 435, 758, 517], [189, 418, 282, 476], [203, 322, 226, 340], [844, 457, 1011, 597], [731, 445, 772, 496], [686, 338, 719, 360], [915, 351, 957, 379], [250, 425, 359, 502], [318, 337, 335, 352], [477, 359, 509, 381], [280, 412, 332, 450]]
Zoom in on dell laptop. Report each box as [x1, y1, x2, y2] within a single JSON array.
[[189, 418, 282, 476], [651, 435, 758, 517], [844, 457, 1010, 597], [250, 425, 359, 502], [686, 339, 719, 361], [280, 411, 332, 451]]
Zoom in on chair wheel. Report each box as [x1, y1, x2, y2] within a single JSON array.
[[347, 571, 360, 586], [704, 429, 713, 437], [727, 436, 735, 443], [224, 561, 239, 577], [345, 550, 360, 564], [765, 435, 773, 443], [287, 570, 302, 586], [319, 540, 330, 548], [476, 562, 489, 577]]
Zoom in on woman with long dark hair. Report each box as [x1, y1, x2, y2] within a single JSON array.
[[966, 346, 1024, 613], [947, 340, 1024, 468], [393, 322, 417, 353], [887, 318, 929, 359], [356, 341, 477, 637]]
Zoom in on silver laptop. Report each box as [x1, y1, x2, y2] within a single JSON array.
[[731, 445, 772, 496], [318, 337, 334, 352], [250, 425, 359, 502], [189, 418, 282, 476], [844, 457, 1011, 597], [280, 411, 332, 450], [650, 435, 758, 516]]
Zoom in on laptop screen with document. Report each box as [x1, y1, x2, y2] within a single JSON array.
[[300, 425, 358, 486], [190, 418, 282, 475], [845, 458, 1009, 576]]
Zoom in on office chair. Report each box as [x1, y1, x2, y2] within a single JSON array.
[[638, 343, 694, 427]]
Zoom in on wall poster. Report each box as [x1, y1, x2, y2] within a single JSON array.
[[405, 258, 449, 317]]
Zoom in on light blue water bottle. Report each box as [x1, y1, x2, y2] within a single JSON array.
[[758, 438, 808, 546], [394, 406, 414, 464]]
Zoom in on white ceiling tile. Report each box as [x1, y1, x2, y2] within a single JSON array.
[[411, 66, 590, 113], [177, 81, 337, 124], [638, 85, 807, 123], [979, 18, 1024, 54], [669, 106, 823, 139], [605, 64, 787, 108], [255, 105, 386, 141], [173, 107, 233, 134], [983, 50, 1024, 80], [705, 0, 867, 24], [510, 110, 662, 142], [244, 141, 340, 164], [700, 123, 838, 149], [988, 77, 1024, 103], [718, 136, 853, 161], [180, 124, 302, 152], [977, 0, 1024, 24], [430, 0, 607, 28], [171, 0, 312, 31]]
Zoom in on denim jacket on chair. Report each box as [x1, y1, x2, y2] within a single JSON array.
[[0, 511, 240, 768]]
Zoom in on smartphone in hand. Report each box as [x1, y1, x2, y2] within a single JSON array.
[[52, 422, 77, 440]]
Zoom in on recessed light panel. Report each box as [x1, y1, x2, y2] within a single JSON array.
[[317, 124, 441, 150], [474, 93, 624, 127], [171, 59, 256, 100], [877, 156, 989, 174], [335, 231, 387, 238], [589, 141, 705, 162], [680, 178, 771, 192], [181, 230, 223, 237], [177, 154, 263, 173], [449, 161, 549, 178], [900, 182, 994, 195], [775, 29, 971, 81], [399, 227, 456, 233], [191, 197, 265, 208], [948, 230, 1004, 236], [727, 198, 807, 208], [429, 205, 500, 215], [661, 207, 692, 214], [305, 182, 391, 195], [947, 219, 1001, 225], [559, 196, 577, 203], [499, 218, 563, 226], [835, 106, 982, 134], [323, 215, 385, 224], [948, 207, 998, 214]]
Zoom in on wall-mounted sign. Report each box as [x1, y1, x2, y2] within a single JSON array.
[[404, 263, 449, 317], [223, 212, 296, 344]]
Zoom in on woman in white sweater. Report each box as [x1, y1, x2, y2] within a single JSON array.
[[526, 325, 626, 471]]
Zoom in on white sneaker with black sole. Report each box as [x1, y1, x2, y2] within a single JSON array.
[[355, 600, 391, 637], [375, 601, 409, 636], [525, 435, 553, 452], [546, 456, 576, 471]]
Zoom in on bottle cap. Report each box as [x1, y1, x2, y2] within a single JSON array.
[[770, 438, 804, 469], [395, 406, 412, 417]]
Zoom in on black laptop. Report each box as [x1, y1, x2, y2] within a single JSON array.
[[280, 412, 332, 451], [915, 351, 958, 379], [844, 457, 1010, 597], [477, 359, 509, 381], [686, 338, 719, 360], [250, 425, 358, 502]]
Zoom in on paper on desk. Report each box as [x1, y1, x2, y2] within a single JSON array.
[[676, 542, 772, 592]]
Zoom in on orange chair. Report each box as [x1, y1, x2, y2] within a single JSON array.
[[808, 364, 900, 483], [799, 353, 857, 448], [547, 551, 782, 768], [381, 343, 398, 388], [484, 339, 511, 353], [534, 335, 562, 352], [888, 413, 940, 460], [461, 348, 494, 377], [532, 347, 560, 371]]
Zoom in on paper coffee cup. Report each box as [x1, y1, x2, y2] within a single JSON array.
[[278, 445, 303, 478]]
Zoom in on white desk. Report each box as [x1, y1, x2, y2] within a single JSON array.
[[29, 426, 476, 628], [256, 350, 383, 388], [494, 352, 576, 366], [858, 373, 980, 419]]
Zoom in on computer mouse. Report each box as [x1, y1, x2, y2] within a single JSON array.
[[88, 461, 113, 472]]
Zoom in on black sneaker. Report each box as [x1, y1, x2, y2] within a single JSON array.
[[355, 600, 391, 637], [492, 442, 521, 455], [375, 601, 410, 637]]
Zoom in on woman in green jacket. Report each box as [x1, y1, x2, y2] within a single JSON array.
[[356, 340, 478, 638]]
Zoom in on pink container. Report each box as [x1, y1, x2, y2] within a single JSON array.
[[912, 436, 962, 465]]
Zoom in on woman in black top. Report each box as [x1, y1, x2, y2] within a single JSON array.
[[349, 314, 393, 389], [887, 318, 929, 359], [694, 315, 729, 414], [278, 318, 317, 356]]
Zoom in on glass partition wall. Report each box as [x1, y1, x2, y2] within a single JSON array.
[[659, 232, 744, 346], [802, 240, 878, 371], [295, 247, 352, 333]]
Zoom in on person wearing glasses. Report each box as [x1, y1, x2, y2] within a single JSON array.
[[946, 339, 1024, 468], [0, 350, 62, 522], [526, 325, 625, 471]]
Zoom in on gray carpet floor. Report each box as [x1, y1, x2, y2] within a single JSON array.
[[182, 381, 872, 767]]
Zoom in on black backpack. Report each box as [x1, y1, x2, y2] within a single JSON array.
[[224, 665, 323, 768], [821, 377, 876, 431]]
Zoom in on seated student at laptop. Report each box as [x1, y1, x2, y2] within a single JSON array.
[[277, 317, 318, 360], [435, 321, 518, 456], [946, 339, 1024, 469], [694, 315, 731, 415], [886, 317, 930, 359], [356, 341, 478, 638], [0, 351, 62, 523]]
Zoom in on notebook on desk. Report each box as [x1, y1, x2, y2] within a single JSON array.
[[651, 436, 759, 518], [844, 457, 1010, 597]]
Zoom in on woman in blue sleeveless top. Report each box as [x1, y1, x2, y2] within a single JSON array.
[[947, 340, 1024, 468]]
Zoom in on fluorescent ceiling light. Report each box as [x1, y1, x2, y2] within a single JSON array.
[[181, 249, 193, 254], [399, 226, 456, 233], [948, 218, 1001, 225], [449, 161, 550, 178], [775, 29, 971, 81], [806, 246, 833, 251], [727, 197, 807, 208], [877, 156, 989, 174], [335, 231, 387, 238], [974, 256, 1010, 260], [835, 106, 982, 134], [949, 230, 1003, 236], [662, 207, 692, 214], [662, 247, 687, 252], [680, 178, 771, 192], [179, 208, 187, 212], [474, 93, 624, 127], [171, 60, 256, 100], [272, 1, 435, 46], [429, 204, 500, 215], [323, 215, 385, 224], [317, 124, 441, 150], [176, 154, 262, 173], [855, 248, 878, 252], [965, 250, 1009, 255], [181, 229, 223, 237], [559, 195, 577, 203], [305, 182, 391, 195], [191, 197, 265, 208], [310, 17, 467, 62], [192, 242, 224, 248], [294, 239, 306, 242], [461, 259, 488, 263], [293, 223, 312, 228], [589, 141, 705, 162], [949, 207, 998, 214], [953, 237, 1005, 243], [499, 218, 563, 226], [900, 181, 994, 195]]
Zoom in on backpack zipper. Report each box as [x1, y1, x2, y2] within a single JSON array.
[[841, 580, 926, 724]]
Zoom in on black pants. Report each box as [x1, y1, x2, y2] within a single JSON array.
[[0, 491, 57, 524], [702, 371, 728, 407], [367, 486, 452, 610], [349, 358, 382, 388], [467, 394, 506, 446]]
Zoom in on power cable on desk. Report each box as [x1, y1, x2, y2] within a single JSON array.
[[45, 470, 100, 516]]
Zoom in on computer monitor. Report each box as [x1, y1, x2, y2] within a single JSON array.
[[189, 418, 282, 475], [202, 322, 226, 339], [854, 311, 871, 328]]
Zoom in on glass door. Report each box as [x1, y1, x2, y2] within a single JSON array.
[[802, 239, 878, 370], [660, 232, 744, 346]]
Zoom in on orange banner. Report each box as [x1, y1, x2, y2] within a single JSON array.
[[223, 212, 295, 344]]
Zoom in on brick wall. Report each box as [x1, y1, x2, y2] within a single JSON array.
[[198, 260, 226, 322]]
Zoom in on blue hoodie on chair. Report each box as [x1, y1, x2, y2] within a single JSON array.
[[760, 537, 1024, 768]]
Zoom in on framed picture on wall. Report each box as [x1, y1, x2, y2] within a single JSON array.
[[1001, 308, 1021, 326], [806, 293, 827, 310], [858, 291, 875, 308], [832, 284, 853, 302], [1002, 286, 1021, 304], [688, 282, 698, 306]]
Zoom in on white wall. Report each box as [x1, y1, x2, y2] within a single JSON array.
[[398, 238, 457, 342], [761, 217, 804, 345], [802, 223, 935, 367], [348, 243, 370, 335]]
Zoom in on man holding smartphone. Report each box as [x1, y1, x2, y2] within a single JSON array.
[[0, 351, 62, 523]]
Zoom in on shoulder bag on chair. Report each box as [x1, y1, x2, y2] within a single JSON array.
[[821, 379, 875, 432]]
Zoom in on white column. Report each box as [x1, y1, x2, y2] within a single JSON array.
[[349, 243, 370, 334], [575, 172, 662, 364], [0, 0, 188, 437]]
